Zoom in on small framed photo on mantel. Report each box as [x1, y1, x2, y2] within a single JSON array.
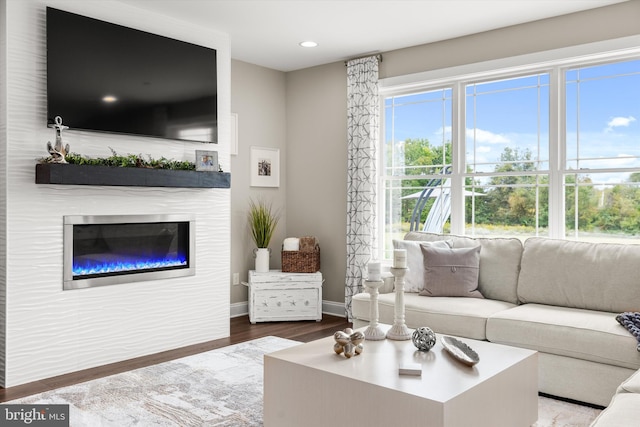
[[195, 150, 218, 172]]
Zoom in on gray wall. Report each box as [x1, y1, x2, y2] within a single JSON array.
[[230, 1, 640, 311], [230, 60, 287, 305], [285, 63, 348, 305], [380, 1, 640, 79]]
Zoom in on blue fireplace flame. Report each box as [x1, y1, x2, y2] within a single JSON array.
[[73, 255, 187, 277]]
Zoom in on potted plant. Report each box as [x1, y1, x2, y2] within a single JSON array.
[[248, 198, 280, 272]]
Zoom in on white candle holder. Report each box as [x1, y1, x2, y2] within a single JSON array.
[[386, 267, 412, 341], [393, 249, 407, 269], [367, 261, 381, 282], [363, 279, 387, 341]]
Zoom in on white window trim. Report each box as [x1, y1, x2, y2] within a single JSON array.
[[379, 35, 640, 94], [378, 35, 640, 252]]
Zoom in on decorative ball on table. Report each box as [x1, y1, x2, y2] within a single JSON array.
[[412, 327, 437, 351], [333, 328, 365, 358]]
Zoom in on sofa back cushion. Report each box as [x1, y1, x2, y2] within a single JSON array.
[[404, 232, 522, 304], [518, 238, 640, 312], [392, 239, 451, 292]]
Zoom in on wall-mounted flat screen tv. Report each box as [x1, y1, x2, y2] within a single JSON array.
[[46, 7, 218, 144]]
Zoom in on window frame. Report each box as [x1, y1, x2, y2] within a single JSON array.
[[378, 37, 640, 260]]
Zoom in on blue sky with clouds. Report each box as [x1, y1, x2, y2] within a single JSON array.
[[385, 58, 640, 182]]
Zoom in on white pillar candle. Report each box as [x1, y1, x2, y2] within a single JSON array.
[[367, 261, 381, 281], [393, 249, 407, 268]]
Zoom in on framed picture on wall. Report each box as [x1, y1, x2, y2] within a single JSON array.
[[250, 146, 280, 187], [195, 150, 218, 171]]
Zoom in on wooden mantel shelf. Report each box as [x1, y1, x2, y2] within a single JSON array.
[[35, 163, 231, 189]]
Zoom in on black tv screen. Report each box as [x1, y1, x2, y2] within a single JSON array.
[[46, 7, 218, 144]]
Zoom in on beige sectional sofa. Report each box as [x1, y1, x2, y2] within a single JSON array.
[[591, 369, 640, 426], [351, 231, 640, 422]]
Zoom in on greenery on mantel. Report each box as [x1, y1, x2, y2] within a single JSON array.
[[39, 148, 196, 171]]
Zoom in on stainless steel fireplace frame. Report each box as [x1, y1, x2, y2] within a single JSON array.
[[63, 214, 196, 290]]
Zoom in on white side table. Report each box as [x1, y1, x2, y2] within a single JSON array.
[[245, 270, 323, 324]]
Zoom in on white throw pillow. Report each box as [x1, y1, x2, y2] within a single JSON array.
[[392, 239, 451, 292]]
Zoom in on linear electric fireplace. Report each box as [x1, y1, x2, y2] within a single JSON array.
[[64, 214, 195, 290]]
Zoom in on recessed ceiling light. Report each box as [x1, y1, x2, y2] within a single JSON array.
[[102, 95, 118, 103], [299, 41, 318, 48]]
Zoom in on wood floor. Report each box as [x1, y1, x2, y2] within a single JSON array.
[[0, 314, 351, 403]]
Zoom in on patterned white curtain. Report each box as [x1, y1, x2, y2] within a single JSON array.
[[345, 55, 380, 321]]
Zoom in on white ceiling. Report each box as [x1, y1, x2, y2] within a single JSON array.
[[117, 0, 628, 72]]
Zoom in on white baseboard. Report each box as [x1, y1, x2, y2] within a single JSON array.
[[230, 301, 248, 318], [230, 300, 346, 319], [321, 300, 346, 318]]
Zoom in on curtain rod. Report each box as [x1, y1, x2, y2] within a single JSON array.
[[344, 54, 383, 66]]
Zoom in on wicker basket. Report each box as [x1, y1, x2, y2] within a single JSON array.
[[281, 244, 320, 273]]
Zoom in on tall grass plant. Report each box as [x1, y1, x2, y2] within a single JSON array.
[[248, 198, 280, 248]]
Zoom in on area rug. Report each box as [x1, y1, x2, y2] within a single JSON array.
[[9, 336, 601, 426]]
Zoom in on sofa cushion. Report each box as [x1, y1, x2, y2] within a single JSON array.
[[404, 232, 522, 304], [618, 368, 640, 394], [589, 393, 640, 427], [486, 304, 640, 370], [392, 239, 451, 292], [419, 245, 483, 298], [352, 292, 515, 340], [518, 238, 640, 312]]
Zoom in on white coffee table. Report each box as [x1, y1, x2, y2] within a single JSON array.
[[264, 327, 538, 427]]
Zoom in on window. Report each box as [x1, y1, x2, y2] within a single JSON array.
[[465, 74, 549, 237], [382, 89, 452, 259], [380, 53, 640, 259], [565, 59, 640, 242]]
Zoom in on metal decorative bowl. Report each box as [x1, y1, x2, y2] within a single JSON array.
[[441, 336, 480, 366]]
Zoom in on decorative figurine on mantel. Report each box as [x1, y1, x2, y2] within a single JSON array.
[[46, 116, 70, 163], [333, 328, 365, 358]]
